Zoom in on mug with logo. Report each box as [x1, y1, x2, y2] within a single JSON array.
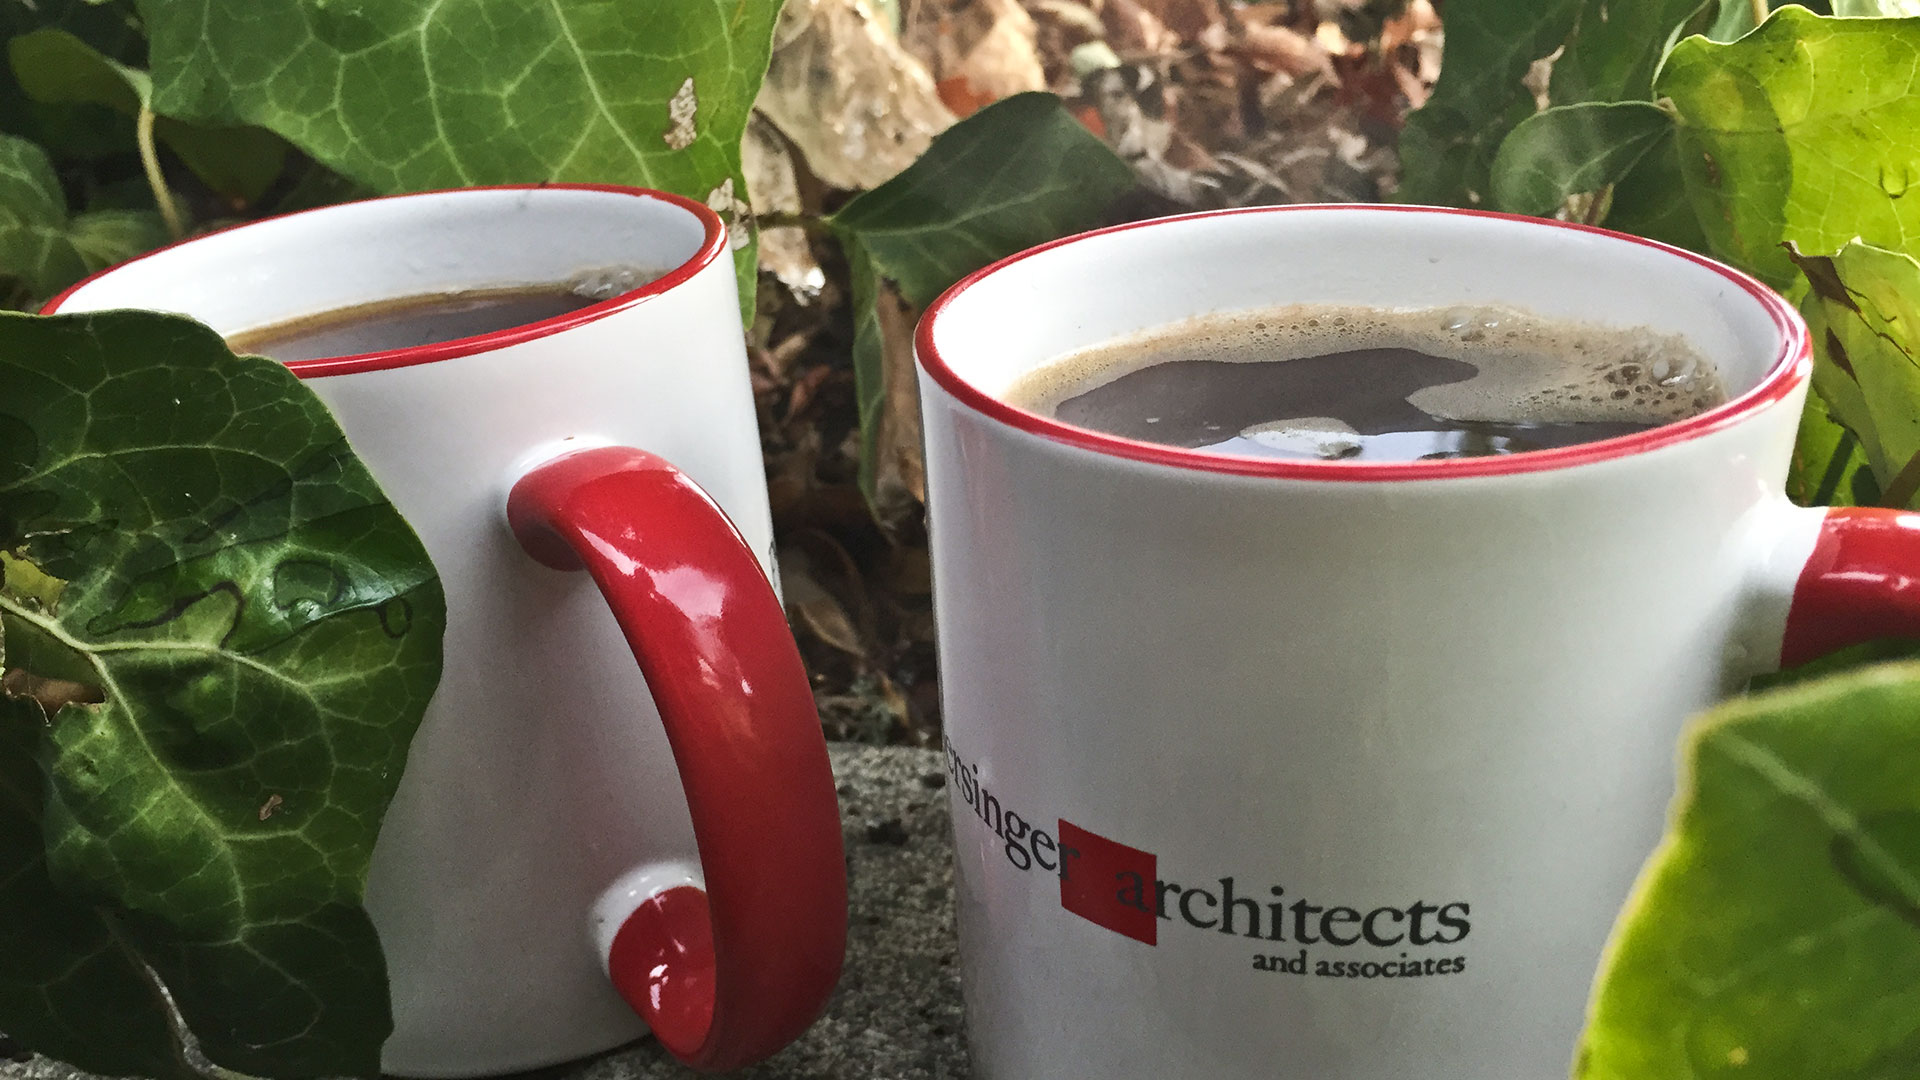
[[914, 205, 1918, 1077], [47, 185, 846, 1076]]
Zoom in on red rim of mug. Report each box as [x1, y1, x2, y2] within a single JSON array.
[[41, 183, 730, 380], [914, 204, 1813, 482]]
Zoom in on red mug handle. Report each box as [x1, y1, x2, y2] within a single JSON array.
[[1780, 507, 1920, 667], [506, 445, 846, 1072]]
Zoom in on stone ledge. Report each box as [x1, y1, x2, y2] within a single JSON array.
[[2, 744, 968, 1080]]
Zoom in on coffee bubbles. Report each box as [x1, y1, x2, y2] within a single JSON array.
[[565, 264, 665, 301], [1004, 302, 1726, 463]]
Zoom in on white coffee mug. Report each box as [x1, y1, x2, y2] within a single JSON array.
[[914, 205, 1918, 1078], [47, 186, 846, 1076]]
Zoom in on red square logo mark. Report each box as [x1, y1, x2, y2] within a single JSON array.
[[1057, 819, 1158, 945]]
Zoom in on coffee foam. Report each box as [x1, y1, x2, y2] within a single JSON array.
[[1005, 303, 1725, 427]]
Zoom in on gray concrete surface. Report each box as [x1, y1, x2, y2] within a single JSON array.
[[0, 744, 969, 1080]]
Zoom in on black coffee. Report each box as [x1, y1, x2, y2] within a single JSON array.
[[1006, 304, 1726, 461], [228, 268, 660, 362]]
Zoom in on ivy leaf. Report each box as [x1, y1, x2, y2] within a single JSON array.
[[832, 94, 1133, 308], [1549, 0, 1710, 104], [1604, 127, 1712, 252], [136, 0, 783, 316], [1397, 0, 1582, 205], [1576, 660, 1920, 1079], [8, 27, 157, 119], [0, 1, 146, 164], [0, 134, 165, 301], [1787, 384, 1882, 509], [829, 93, 1135, 511], [0, 310, 445, 1077], [1658, 8, 1920, 286], [0, 694, 198, 1080], [1833, 0, 1920, 15], [1489, 101, 1674, 217], [9, 29, 289, 206], [1788, 240, 1920, 509], [0, 0, 144, 50]]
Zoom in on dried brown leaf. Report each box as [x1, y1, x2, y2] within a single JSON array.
[[1087, 66, 1223, 204], [1100, 0, 1180, 55], [870, 277, 927, 521], [1027, 0, 1105, 39], [1, 667, 103, 713], [786, 363, 836, 420], [744, 114, 826, 302], [758, 0, 956, 190], [778, 546, 869, 659], [1236, 21, 1337, 80], [903, 0, 1048, 116], [1136, 0, 1226, 40]]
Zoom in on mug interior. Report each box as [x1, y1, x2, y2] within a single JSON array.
[[919, 206, 1802, 473], [48, 185, 721, 374]]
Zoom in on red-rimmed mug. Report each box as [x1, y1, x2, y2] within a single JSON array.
[[47, 185, 846, 1076], [915, 205, 1918, 1078]]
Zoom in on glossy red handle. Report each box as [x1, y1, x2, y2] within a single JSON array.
[[1781, 507, 1920, 668], [506, 446, 846, 1072]]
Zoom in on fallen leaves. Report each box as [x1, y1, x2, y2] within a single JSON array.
[[903, 0, 1050, 115], [744, 0, 1442, 740], [757, 0, 956, 191]]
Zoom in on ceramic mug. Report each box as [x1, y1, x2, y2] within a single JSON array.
[[914, 205, 1920, 1078], [47, 185, 846, 1076]]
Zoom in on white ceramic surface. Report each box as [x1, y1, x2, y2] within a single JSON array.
[[916, 206, 1824, 1079], [50, 188, 773, 1076]]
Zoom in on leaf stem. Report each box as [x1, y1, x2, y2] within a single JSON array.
[[98, 913, 208, 1080], [1749, 0, 1768, 26], [755, 210, 833, 236], [136, 105, 186, 240]]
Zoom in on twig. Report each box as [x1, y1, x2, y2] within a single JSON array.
[[1749, 0, 1768, 27], [136, 105, 186, 239]]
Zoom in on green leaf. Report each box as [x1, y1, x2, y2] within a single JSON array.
[[0, 134, 166, 300], [1658, 7, 1920, 286], [1752, 638, 1920, 693], [1787, 382, 1882, 507], [0, 0, 146, 51], [1577, 660, 1920, 1079], [1834, 0, 1920, 15], [0, 695, 198, 1080], [0, 2, 145, 164], [1604, 126, 1712, 251], [10, 29, 289, 207], [1397, 0, 1582, 205], [1489, 101, 1674, 217], [137, 0, 783, 317], [1550, 0, 1710, 104], [831, 93, 1134, 309], [1789, 240, 1920, 508], [0, 310, 445, 1077], [8, 26, 154, 115], [830, 93, 1135, 508]]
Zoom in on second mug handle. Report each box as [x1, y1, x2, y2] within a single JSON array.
[[506, 445, 846, 1072], [1778, 506, 1920, 667]]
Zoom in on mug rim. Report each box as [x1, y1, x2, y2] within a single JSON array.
[[914, 204, 1813, 481], [41, 183, 730, 381]]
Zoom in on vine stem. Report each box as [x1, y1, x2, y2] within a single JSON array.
[[755, 210, 833, 236], [1749, 0, 1769, 26], [136, 105, 186, 239]]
